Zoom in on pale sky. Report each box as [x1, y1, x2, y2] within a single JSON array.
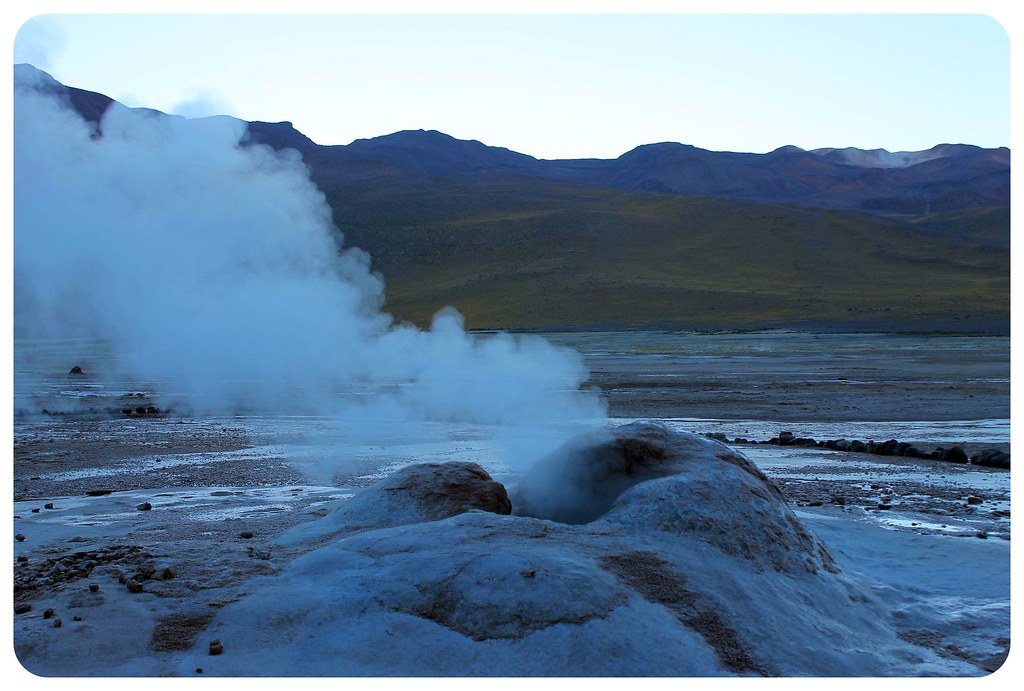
[[12, 12, 1011, 159]]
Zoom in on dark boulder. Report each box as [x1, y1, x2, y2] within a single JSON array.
[[971, 449, 1010, 469], [877, 440, 899, 456], [943, 447, 969, 464]]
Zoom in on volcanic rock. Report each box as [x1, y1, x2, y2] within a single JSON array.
[[971, 449, 1010, 469], [943, 447, 969, 464]]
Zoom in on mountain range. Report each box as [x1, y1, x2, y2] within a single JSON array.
[[16, 64, 1010, 332]]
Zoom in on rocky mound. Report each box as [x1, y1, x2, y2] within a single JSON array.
[[512, 420, 783, 524], [273, 461, 510, 548], [188, 423, 975, 676]]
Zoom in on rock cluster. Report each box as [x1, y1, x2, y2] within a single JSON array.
[[14, 544, 150, 596], [705, 431, 1009, 469]]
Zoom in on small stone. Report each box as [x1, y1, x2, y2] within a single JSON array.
[[44, 503, 55, 510], [15, 534, 25, 542], [239, 531, 254, 539], [14, 604, 32, 615], [53, 619, 63, 628], [976, 531, 989, 540], [161, 567, 175, 579], [43, 608, 55, 619], [126, 580, 144, 593], [88, 583, 100, 593], [17, 555, 29, 563], [137, 502, 152, 511], [966, 496, 983, 505], [807, 501, 823, 507], [31, 508, 40, 513], [196, 668, 204, 674], [69, 365, 84, 374], [877, 504, 892, 510], [73, 616, 83, 622], [209, 639, 224, 655]]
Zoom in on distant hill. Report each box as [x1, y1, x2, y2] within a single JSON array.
[[326, 174, 1008, 332], [16, 64, 1010, 332]]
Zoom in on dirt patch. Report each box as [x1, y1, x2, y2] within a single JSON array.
[[149, 611, 216, 652], [600, 551, 773, 676]]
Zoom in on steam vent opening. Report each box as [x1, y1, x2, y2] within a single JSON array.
[[513, 421, 716, 524]]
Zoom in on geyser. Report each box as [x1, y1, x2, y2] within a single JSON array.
[[13, 64, 605, 471]]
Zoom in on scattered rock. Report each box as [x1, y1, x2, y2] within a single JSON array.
[[89, 583, 100, 593], [31, 508, 40, 513], [976, 531, 989, 540], [137, 502, 153, 511], [73, 616, 83, 622], [971, 449, 1010, 469], [15, 604, 32, 615], [17, 555, 29, 563], [941, 447, 968, 464], [44, 503, 55, 510], [966, 496, 983, 505], [53, 619, 63, 628], [239, 531, 254, 539], [877, 440, 899, 456], [15, 534, 26, 542], [127, 580, 144, 593], [209, 639, 224, 655], [43, 608, 55, 619], [86, 489, 115, 496], [69, 365, 84, 375], [877, 504, 892, 510]]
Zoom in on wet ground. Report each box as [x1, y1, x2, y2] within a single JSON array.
[[11, 332, 1011, 676]]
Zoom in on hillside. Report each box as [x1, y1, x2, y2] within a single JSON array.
[[17, 63, 1011, 332], [326, 174, 1008, 331]]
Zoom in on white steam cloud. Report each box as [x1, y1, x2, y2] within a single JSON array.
[[13, 66, 606, 473]]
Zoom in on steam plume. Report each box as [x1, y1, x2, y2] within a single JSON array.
[[13, 65, 606, 472]]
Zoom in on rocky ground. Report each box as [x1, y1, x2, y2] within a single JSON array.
[[11, 331, 1010, 677]]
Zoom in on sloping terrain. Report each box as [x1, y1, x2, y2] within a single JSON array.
[[18, 63, 1010, 332], [327, 174, 1008, 331]]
